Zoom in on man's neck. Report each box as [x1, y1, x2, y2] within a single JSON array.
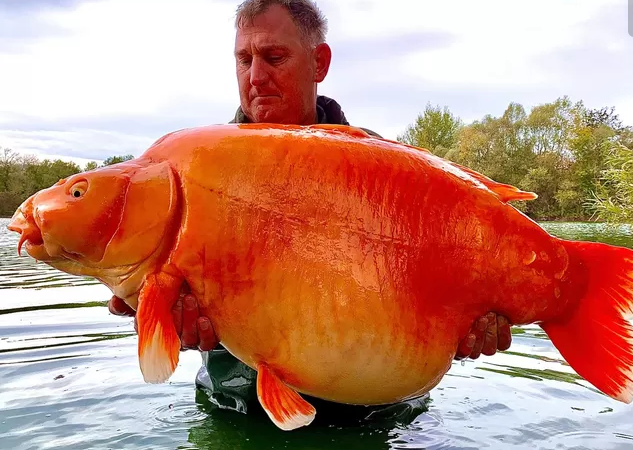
[[300, 109, 319, 125]]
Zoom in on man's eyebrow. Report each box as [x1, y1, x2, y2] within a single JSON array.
[[260, 44, 288, 52], [234, 44, 289, 56]]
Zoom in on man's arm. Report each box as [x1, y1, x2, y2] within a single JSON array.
[[108, 295, 512, 358]]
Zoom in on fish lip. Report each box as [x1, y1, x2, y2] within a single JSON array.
[[7, 206, 63, 261], [23, 241, 55, 261], [7, 208, 42, 257], [7, 208, 27, 234], [18, 232, 73, 263]]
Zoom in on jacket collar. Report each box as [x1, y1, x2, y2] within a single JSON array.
[[230, 95, 351, 126]]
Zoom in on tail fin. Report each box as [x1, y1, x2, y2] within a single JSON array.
[[541, 240, 633, 403], [136, 273, 181, 383]]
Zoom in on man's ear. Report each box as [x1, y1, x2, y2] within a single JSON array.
[[313, 42, 332, 83]]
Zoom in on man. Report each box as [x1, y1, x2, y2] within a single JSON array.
[[109, 0, 512, 424]]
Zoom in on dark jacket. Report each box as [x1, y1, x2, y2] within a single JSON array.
[[229, 95, 383, 138]]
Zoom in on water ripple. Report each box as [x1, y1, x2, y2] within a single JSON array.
[[152, 400, 209, 430]]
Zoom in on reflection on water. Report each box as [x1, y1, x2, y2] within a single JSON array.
[[540, 221, 633, 247], [1, 218, 633, 449]]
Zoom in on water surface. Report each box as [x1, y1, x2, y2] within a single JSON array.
[[1, 218, 632, 449]]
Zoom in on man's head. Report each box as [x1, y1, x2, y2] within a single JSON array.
[[234, 0, 332, 125]]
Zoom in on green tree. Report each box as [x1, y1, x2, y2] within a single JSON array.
[[587, 143, 633, 223], [103, 155, 134, 166], [567, 104, 629, 213], [84, 161, 99, 171], [397, 103, 463, 157], [398, 96, 631, 222], [0, 148, 20, 192], [0, 150, 81, 217]]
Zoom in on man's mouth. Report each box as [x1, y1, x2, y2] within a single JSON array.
[[252, 92, 279, 100]]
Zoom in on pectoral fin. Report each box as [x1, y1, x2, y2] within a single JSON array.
[[256, 363, 316, 431], [136, 271, 182, 383]]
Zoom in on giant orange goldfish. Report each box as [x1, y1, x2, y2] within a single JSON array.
[[7, 123, 633, 431]]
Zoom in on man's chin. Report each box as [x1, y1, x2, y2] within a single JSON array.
[[249, 103, 285, 122]]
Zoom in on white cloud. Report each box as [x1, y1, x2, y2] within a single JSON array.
[[0, 0, 239, 121], [0, 0, 632, 161], [325, 0, 616, 87], [1, 128, 154, 167]]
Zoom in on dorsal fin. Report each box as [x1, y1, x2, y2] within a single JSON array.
[[382, 137, 538, 203], [448, 161, 538, 203], [272, 126, 537, 204]]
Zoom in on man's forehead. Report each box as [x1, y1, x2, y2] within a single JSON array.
[[234, 28, 303, 55], [234, 6, 304, 51]]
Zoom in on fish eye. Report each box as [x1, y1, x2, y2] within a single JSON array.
[[68, 180, 88, 198]]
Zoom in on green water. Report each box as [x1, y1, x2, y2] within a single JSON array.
[[1, 219, 633, 449]]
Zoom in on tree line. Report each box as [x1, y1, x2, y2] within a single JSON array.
[[1, 96, 631, 222], [397, 96, 632, 223], [0, 151, 133, 218]]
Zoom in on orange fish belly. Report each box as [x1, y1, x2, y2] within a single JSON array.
[[147, 124, 573, 405]]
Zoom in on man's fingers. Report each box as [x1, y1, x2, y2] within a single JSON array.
[[197, 318, 218, 351], [481, 312, 498, 356], [456, 313, 512, 361], [469, 316, 488, 359], [456, 333, 476, 360], [497, 315, 512, 351], [171, 298, 184, 337], [180, 294, 200, 350], [107, 295, 135, 317]]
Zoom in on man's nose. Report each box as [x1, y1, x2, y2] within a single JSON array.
[[249, 57, 269, 86]]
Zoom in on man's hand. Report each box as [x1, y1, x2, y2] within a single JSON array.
[[107, 293, 217, 351], [455, 312, 512, 360], [107, 295, 136, 317], [110, 295, 511, 358]]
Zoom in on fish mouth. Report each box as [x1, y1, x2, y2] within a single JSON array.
[[7, 206, 59, 262]]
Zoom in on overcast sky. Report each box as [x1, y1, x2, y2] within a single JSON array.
[[0, 0, 631, 167]]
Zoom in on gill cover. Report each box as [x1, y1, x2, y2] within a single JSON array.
[[100, 160, 180, 267]]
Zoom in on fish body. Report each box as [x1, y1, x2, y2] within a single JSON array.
[[7, 123, 633, 430], [148, 124, 570, 403]]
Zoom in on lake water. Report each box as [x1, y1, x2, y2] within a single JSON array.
[[1, 218, 633, 449]]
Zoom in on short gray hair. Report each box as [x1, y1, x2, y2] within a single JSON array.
[[235, 0, 328, 46]]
